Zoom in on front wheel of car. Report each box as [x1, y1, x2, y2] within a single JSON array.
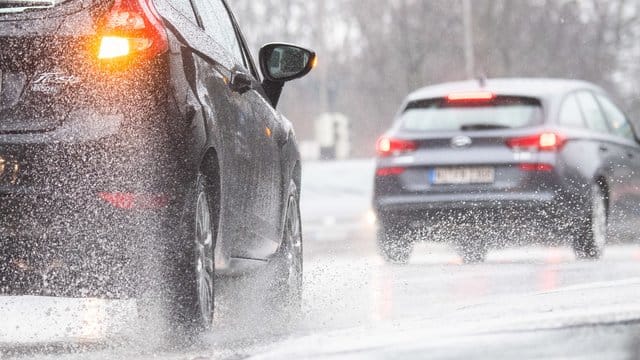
[[377, 222, 414, 264], [573, 183, 607, 260]]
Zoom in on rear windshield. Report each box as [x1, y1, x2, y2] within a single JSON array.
[[401, 96, 543, 132], [0, 0, 69, 14]]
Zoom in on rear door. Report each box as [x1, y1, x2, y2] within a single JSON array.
[[225, 4, 284, 256], [189, 0, 277, 260]]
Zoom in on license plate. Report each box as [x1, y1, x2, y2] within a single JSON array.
[[430, 167, 495, 185]]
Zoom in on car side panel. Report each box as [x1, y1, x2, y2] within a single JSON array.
[[154, 0, 261, 267], [155, 0, 287, 262]]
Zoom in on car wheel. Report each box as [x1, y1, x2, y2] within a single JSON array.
[[377, 222, 413, 264], [573, 183, 607, 260], [138, 175, 216, 338], [269, 181, 304, 313]]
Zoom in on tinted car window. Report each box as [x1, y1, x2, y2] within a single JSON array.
[[401, 97, 543, 132], [169, 0, 198, 24], [559, 95, 586, 129], [193, 0, 245, 66], [597, 95, 635, 141], [575, 92, 609, 133]]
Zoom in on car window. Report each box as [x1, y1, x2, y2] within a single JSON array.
[[192, 0, 245, 66], [558, 94, 586, 129], [597, 95, 636, 141], [575, 91, 610, 133], [401, 96, 543, 132], [169, 0, 198, 24]]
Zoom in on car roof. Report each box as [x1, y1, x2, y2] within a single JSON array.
[[407, 78, 604, 102]]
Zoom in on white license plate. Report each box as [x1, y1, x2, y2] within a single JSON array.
[[430, 167, 495, 185]]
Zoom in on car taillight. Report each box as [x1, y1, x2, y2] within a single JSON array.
[[376, 137, 417, 157], [97, 0, 168, 61], [376, 167, 406, 177], [506, 132, 566, 152], [519, 163, 554, 172]]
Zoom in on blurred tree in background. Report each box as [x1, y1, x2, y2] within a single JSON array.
[[231, 0, 640, 157]]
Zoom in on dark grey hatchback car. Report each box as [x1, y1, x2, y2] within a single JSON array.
[[374, 78, 640, 264], [0, 0, 314, 335]]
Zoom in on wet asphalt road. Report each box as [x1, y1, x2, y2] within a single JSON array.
[[3, 241, 640, 360], [2, 160, 640, 359]]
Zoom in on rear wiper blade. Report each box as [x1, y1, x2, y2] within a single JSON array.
[[460, 124, 511, 131], [0, 0, 56, 13]]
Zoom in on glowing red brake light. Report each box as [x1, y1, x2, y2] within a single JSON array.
[[376, 167, 406, 177], [376, 137, 417, 157], [519, 163, 554, 172], [446, 91, 496, 102], [97, 0, 168, 61], [506, 132, 566, 152]]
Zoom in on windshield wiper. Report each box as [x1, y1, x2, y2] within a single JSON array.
[[0, 0, 56, 14], [460, 124, 511, 131]]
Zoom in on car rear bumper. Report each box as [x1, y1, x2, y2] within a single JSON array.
[[0, 190, 181, 296], [374, 190, 587, 241], [0, 110, 192, 297], [375, 191, 557, 212]]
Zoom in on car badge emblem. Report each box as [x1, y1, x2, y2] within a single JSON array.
[[451, 136, 473, 148], [31, 71, 80, 94]]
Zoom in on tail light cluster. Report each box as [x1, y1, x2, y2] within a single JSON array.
[[506, 132, 566, 152], [97, 0, 168, 61], [376, 137, 416, 177], [507, 132, 566, 172], [376, 137, 417, 157]]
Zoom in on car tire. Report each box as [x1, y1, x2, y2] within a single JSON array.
[[268, 181, 304, 315], [377, 222, 413, 264], [573, 183, 607, 260], [137, 174, 217, 341]]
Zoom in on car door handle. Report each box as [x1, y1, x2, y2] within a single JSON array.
[[229, 71, 253, 94], [599, 145, 609, 153]]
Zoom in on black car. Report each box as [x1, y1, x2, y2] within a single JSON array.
[[374, 78, 640, 263], [0, 0, 314, 334]]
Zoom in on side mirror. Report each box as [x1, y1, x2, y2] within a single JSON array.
[[259, 43, 316, 83]]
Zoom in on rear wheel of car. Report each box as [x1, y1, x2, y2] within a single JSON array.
[[377, 222, 414, 264], [138, 175, 216, 340], [268, 181, 304, 314], [573, 183, 607, 260]]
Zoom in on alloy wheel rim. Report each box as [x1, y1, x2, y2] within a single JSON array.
[[195, 190, 214, 325]]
